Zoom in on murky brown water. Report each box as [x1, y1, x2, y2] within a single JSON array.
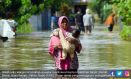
[[0, 26, 131, 70]]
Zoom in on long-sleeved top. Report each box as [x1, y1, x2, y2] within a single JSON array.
[[83, 13, 93, 26]]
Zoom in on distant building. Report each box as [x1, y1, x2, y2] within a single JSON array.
[[29, 0, 94, 31], [73, 0, 95, 15], [29, 9, 51, 31]]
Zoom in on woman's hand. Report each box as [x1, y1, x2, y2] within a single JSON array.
[[54, 44, 62, 50], [76, 43, 82, 53]]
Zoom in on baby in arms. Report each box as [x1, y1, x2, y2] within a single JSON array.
[[51, 28, 80, 60]]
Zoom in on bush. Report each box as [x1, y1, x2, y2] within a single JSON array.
[[120, 25, 131, 41], [16, 22, 33, 34]]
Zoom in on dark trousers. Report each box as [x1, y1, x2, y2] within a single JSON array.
[[108, 24, 114, 32], [84, 25, 92, 33], [0, 37, 8, 42]]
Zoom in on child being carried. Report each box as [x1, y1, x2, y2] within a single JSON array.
[[59, 29, 81, 60]]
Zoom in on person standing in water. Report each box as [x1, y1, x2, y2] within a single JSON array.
[[104, 13, 116, 32], [83, 9, 93, 35], [48, 16, 82, 76]]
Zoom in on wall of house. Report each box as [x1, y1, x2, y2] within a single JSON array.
[[29, 9, 51, 31]]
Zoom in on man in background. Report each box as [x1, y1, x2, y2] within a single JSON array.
[[83, 9, 93, 35], [75, 9, 84, 33]]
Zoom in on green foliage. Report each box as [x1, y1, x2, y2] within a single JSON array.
[[16, 22, 32, 33], [120, 25, 131, 41], [89, 0, 131, 23], [88, 0, 113, 22], [5, 0, 11, 6], [0, 0, 72, 23], [51, 0, 73, 11], [89, 0, 131, 40], [115, 0, 131, 25], [102, 4, 112, 21], [60, 3, 71, 16], [0, 0, 21, 18], [69, 13, 76, 18], [39, 3, 45, 11], [0, 0, 72, 33], [111, 0, 131, 40]]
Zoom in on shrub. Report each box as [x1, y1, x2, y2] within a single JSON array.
[[16, 22, 33, 34], [120, 25, 131, 41]]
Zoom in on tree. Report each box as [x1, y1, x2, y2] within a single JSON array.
[[0, 0, 73, 24], [114, 0, 131, 25]]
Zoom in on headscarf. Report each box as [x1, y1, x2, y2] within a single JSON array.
[[48, 16, 72, 56], [86, 9, 90, 14], [58, 16, 72, 37]]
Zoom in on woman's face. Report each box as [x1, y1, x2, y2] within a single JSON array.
[[61, 18, 68, 30]]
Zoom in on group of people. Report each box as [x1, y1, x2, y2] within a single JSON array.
[[74, 8, 95, 35], [75, 9, 116, 34], [51, 8, 95, 35], [48, 8, 116, 76]]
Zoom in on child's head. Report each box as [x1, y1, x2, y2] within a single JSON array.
[[72, 29, 80, 38], [53, 29, 59, 36]]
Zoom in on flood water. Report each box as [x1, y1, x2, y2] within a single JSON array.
[[0, 26, 131, 70]]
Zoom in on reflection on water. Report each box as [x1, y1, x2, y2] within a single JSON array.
[[0, 27, 131, 70]]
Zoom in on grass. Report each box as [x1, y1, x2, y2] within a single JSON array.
[[16, 22, 33, 34]]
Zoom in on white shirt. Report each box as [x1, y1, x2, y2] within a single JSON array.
[[7, 19, 17, 27], [83, 13, 93, 26]]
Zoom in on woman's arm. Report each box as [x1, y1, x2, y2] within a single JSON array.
[[74, 39, 82, 53], [54, 44, 62, 50], [48, 36, 62, 56]]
